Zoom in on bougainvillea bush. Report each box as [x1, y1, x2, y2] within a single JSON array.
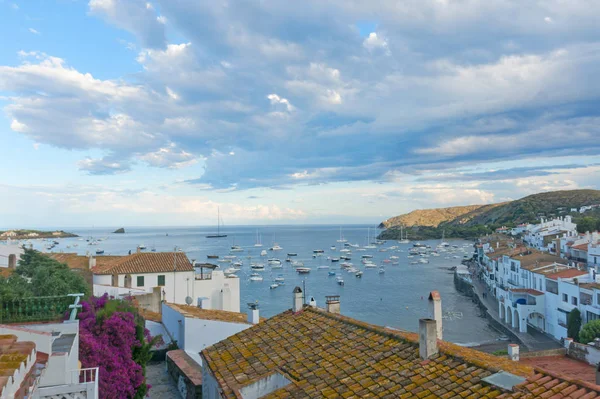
[[76, 294, 161, 398]]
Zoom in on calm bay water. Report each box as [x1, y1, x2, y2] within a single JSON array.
[[26, 225, 500, 344]]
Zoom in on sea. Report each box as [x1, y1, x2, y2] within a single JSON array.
[[23, 224, 502, 345]]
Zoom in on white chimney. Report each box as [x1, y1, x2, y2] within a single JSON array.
[[428, 291, 442, 340], [325, 296, 340, 314], [292, 287, 303, 312], [309, 296, 317, 308], [247, 303, 259, 325], [419, 319, 438, 360], [88, 256, 96, 270], [564, 337, 573, 349], [508, 344, 519, 361]]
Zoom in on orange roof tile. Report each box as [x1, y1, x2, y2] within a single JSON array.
[[92, 252, 194, 275], [572, 243, 589, 251], [201, 306, 600, 398], [0, 334, 37, 397], [166, 303, 250, 324], [546, 269, 588, 280]]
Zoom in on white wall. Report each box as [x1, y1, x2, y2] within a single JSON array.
[[201, 364, 220, 399], [93, 284, 148, 298], [0, 243, 23, 267], [194, 271, 240, 312], [183, 318, 250, 354], [92, 274, 111, 286], [162, 302, 186, 349]]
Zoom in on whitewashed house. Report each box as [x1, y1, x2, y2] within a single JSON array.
[[92, 252, 240, 311], [523, 216, 578, 252]]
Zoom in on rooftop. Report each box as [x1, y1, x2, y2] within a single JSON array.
[[546, 269, 589, 280], [92, 252, 194, 275], [520, 355, 597, 385], [572, 243, 589, 251], [513, 252, 567, 270], [201, 305, 600, 398], [45, 252, 120, 270], [166, 303, 250, 324], [0, 334, 36, 397], [511, 288, 545, 296]]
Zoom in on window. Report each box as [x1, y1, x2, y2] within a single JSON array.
[[137, 276, 144, 287], [562, 293, 568, 302], [587, 311, 600, 322], [572, 297, 578, 306], [158, 275, 165, 286]]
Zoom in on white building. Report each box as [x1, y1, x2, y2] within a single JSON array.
[[523, 216, 578, 252], [92, 252, 240, 312], [0, 242, 23, 268], [589, 244, 600, 269], [162, 302, 255, 365], [0, 320, 99, 398]]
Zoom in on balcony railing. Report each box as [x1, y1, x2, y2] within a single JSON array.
[[0, 295, 73, 324], [34, 368, 99, 399]]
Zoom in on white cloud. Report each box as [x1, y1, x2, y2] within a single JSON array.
[[166, 86, 179, 100], [28, 28, 40, 35], [363, 32, 390, 55], [138, 144, 197, 169], [10, 119, 27, 132], [78, 157, 131, 175], [267, 94, 294, 112], [544, 16, 553, 23]]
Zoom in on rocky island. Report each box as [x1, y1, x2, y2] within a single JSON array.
[[0, 229, 78, 240], [113, 227, 125, 234]]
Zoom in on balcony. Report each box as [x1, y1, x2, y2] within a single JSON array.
[[34, 368, 99, 399]]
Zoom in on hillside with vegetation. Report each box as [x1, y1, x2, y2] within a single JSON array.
[[0, 229, 78, 240], [378, 189, 600, 240]]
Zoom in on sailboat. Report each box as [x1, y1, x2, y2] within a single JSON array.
[[254, 230, 263, 247], [364, 227, 376, 249], [206, 207, 227, 238], [336, 227, 348, 243], [439, 230, 450, 248], [398, 225, 410, 244]]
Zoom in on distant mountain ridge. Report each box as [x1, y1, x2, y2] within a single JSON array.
[[378, 189, 600, 240]]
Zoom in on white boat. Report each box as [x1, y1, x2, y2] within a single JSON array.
[[317, 265, 330, 269], [275, 275, 285, 283], [296, 267, 311, 274], [378, 268, 385, 274], [218, 259, 232, 264], [390, 256, 399, 260], [96, 249, 104, 255], [250, 273, 263, 281], [336, 227, 348, 243], [138, 244, 147, 250], [398, 225, 410, 244], [232, 262, 243, 267], [355, 271, 363, 278], [230, 245, 244, 252], [339, 248, 351, 253], [251, 263, 265, 271], [340, 262, 353, 268], [364, 262, 377, 268], [224, 267, 240, 274], [330, 246, 336, 251], [271, 263, 283, 269], [268, 258, 282, 266], [331, 258, 340, 262], [419, 258, 429, 264], [224, 255, 237, 259], [270, 283, 279, 289], [270, 243, 283, 251], [291, 261, 304, 267], [336, 276, 344, 285], [206, 207, 227, 238], [254, 230, 263, 247], [361, 254, 373, 259], [260, 250, 267, 256]]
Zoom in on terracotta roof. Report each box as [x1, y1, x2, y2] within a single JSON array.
[[520, 356, 598, 385], [513, 252, 566, 270], [167, 350, 202, 386], [0, 334, 36, 397], [201, 306, 600, 398], [580, 282, 600, 290], [92, 252, 194, 275], [511, 288, 545, 296], [166, 303, 250, 324], [0, 267, 12, 278], [572, 243, 589, 251], [546, 269, 588, 280]]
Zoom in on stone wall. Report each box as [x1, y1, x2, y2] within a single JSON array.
[[166, 350, 202, 399], [134, 287, 162, 313], [567, 341, 600, 366]]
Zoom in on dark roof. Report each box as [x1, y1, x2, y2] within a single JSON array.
[[92, 252, 194, 275], [201, 306, 600, 398]]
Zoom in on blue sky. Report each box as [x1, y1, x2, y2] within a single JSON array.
[[1, 0, 600, 227]]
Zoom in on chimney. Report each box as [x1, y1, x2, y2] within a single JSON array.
[[8, 254, 16, 269], [88, 256, 96, 270], [309, 296, 317, 308], [428, 291, 442, 340], [508, 344, 519, 361], [325, 296, 340, 314], [419, 319, 438, 360], [247, 302, 259, 325], [136, 246, 141, 254], [564, 337, 573, 349], [292, 287, 303, 312]]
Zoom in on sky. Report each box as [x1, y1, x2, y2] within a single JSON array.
[[0, 0, 599, 228]]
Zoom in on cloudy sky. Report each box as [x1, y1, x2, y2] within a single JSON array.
[[1, 0, 599, 227]]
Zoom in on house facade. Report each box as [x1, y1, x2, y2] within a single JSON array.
[[92, 252, 240, 311], [523, 216, 578, 252]]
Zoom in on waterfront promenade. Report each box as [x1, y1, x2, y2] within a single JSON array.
[[468, 265, 561, 352]]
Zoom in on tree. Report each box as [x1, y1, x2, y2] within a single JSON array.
[[576, 216, 600, 234], [567, 308, 582, 342], [579, 319, 600, 344], [0, 249, 89, 301]]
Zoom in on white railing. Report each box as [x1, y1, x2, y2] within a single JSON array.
[[34, 367, 99, 399]]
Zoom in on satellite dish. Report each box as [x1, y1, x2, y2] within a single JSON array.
[[185, 296, 193, 305]]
